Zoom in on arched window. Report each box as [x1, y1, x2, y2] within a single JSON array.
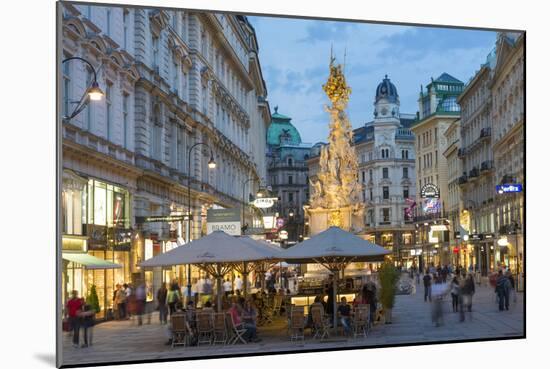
[[287, 157, 293, 166]]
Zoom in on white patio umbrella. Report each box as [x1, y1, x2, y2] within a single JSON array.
[[237, 237, 282, 293], [140, 231, 279, 311], [280, 226, 390, 328]]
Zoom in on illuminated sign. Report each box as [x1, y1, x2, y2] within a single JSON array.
[[136, 215, 187, 223], [423, 198, 441, 214], [276, 217, 285, 228], [263, 215, 276, 229], [496, 184, 522, 194], [279, 230, 288, 240], [206, 208, 241, 236], [430, 224, 448, 232], [428, 230, 439, 243], [252, 197, 278, 209], [145, 239, 153, 260], [421, 183, 440, 198]]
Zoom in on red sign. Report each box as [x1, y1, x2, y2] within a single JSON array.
[[453, 247, 460, 254]]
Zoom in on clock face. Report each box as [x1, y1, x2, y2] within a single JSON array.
[[381, 107, 388, 116]]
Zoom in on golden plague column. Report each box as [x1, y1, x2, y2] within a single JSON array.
[[306, 56, 365, 236]]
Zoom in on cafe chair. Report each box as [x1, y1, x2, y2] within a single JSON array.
[[171, 313, 188, 348], [196, 312, 214, 346], [212, 312, 228, 345], [311, 305, 330, 340], [227, 312, 247, 345], [289, 306, 305, 342]]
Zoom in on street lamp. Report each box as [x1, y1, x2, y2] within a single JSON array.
[[61, 56, 104, 120], [186, 142, 216, 299]]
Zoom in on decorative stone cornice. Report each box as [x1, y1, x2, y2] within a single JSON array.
[[149, 9, 170, 37]]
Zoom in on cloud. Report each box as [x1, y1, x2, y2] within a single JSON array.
[[299, 21, 358, 43]]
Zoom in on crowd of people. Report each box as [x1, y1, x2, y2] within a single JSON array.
[[416, 263, 517, 327]]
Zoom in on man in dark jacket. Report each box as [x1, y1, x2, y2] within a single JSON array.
[[495, 270, 512, 311], [423, 272, 432, 302]]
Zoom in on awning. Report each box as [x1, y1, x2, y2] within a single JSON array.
[[62, 253, 122, 269]]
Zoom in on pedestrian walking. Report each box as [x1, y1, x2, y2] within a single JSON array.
[[167, 283, 181, 317], [157, 282, 168, 324], [66, 290, 84, 348], [79, 302, 95, 347], [235, 275, 243, 294], [423, 272, 432, 302], [507, 271, 517, 303], [223, 278, 232, 297], [459, 274, 475, 321], [495, 270, 512, 311], [135, 283, 146, 325], [115, 284, 127, 320], [450, 276, 460, 313], [431, 277, 447, 327]]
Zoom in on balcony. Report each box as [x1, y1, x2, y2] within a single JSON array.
[[458, 148, 467, 158], [469, 167, 479, 178], [458, 174, 468, 185], [480, 127, 492, 139], [480, 160, 494, 172]]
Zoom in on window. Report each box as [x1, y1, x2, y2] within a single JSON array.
[[382, 208, 390, 222], [382, 168, 389, 179], [361, 171, 365, 183], [172, 60, 179, 94], [402, 150, 408, 159], [123, 10, 129, 50], [180, 13, 186, 40], [403, 187, 409, 199], [152, 105, 162, 160], [85, 67, 93, 130], [381, 148, 390, 159], [106, 9, 111, 36], [435, 150, 438, 166], [288, 192, 294, 202], [403, 167, 408, 178], [152, 36, 159, 69], [106, 81, 113, 140], [369, 169, 373, 181], [122, 93, 129, 148], [418, 158, 421, 171], [201, 28, 207, 56], [369, 189, 373, 201], [62, 54, 71, 118], [288, 176, 293, 185], [288, 157, 293, 166], [383, 186, 389, 200], [369, 152, 373, 161], [202, 85, 208, 115]]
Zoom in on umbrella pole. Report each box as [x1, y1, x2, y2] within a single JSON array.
[[333, 272, 338, 329], [217, 275, 223, 312]]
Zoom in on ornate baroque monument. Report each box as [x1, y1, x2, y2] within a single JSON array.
[[306, 57, 365, 236]]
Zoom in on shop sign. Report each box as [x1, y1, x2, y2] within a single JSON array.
[[470, 234, 482, 241], [430, 224, 448, 232], [207, 208, 241, 236], [263, 215, 276, 229], [276, 217, 285, 228], [62, 235, 88, 252], [135, 215, 187, 223], [428, 230, 439, 243], [279, 230, 288, 240], [496, 184, 522, 194], [420, 183, 440, 198], [484, 233, 494, 240], [453, 246, 460, 254], [87, 225, 107, 249], [252, 197, 278, 209], [454, 231, 461, 239]]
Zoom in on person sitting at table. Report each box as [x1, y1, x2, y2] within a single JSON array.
[[241, 299, 261, 342], [337, 297, 352, 336], [307, 295, 325, 328], [202, 300, 213, 311]]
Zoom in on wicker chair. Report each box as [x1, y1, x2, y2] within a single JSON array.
[[289, 306, 305, 342], [171, 313, 188, 348], [196, 311, 214, 346], [212, 312, 227, 345], [352, 305, 370, 339], [310, 305, 330, 340]]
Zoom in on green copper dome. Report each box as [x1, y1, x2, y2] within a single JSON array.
[[266, 106, 302, 146]]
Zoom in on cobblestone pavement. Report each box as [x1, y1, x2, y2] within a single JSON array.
[[61, 283, 524, 366]]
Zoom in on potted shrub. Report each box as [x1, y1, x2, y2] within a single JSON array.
[[86, 285, 101, 314], [378, 262, 400, 324]]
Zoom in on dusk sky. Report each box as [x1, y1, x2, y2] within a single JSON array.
[[248, 16, 498, 144]]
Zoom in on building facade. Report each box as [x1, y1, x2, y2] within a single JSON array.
[[489, 32, 525, 280], [266, 108, 312, 245], [354, 76, 417, 267], [411, 73, 464, 269], [60, 3, 270, 315], [456, 52, 496, 275], [442, 119, 462, 267]]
